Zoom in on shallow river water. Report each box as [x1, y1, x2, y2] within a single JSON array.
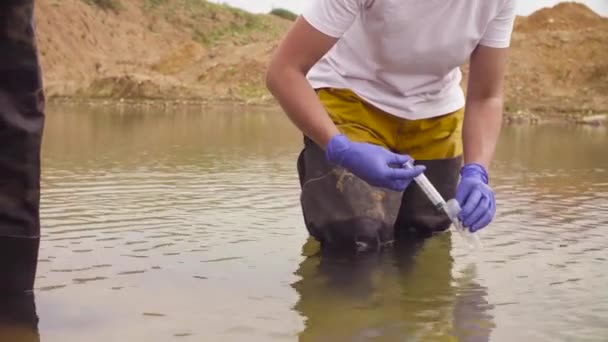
[[6, 104, 608, 341]]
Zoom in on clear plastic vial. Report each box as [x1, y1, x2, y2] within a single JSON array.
[[445, 199, 483, 250]]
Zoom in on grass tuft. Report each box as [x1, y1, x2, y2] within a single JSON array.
[[269, 8, 297, 21]]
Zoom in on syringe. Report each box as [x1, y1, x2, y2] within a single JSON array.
[[403, 160, 482, 249]]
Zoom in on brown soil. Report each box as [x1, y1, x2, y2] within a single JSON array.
[[503, 2, 608, 115], [34, 1, 607, 117]]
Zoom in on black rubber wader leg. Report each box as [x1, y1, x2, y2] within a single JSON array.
[[0, 293, 40, 341], [0, 1, 45, 294], [297, 137, 402, 253]]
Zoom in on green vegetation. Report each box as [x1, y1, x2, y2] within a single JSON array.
[[143, 0, 167, 9], [269, 8, 297, 21], [84, 0, 123, 12], [143, 0, 277, 47]]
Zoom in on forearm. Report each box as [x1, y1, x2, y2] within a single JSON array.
[[462, 96, 503, 169], [266, 66, 339, 149]]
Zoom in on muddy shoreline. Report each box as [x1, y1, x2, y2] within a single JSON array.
[[46, 96, 607, 127]]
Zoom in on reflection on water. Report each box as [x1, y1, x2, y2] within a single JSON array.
[[30, 104, 608, 341], [293, 237, 494, 342]]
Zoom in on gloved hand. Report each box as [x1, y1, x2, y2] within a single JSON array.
[[456, 163, 496, 233], [326, 134, 425, 191]]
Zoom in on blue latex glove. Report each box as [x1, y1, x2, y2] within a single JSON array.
[[326, 134, 425, 191], [456, 163, 496, 233]]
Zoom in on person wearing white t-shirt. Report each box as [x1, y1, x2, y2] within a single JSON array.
[[266, 0, 516, 252]]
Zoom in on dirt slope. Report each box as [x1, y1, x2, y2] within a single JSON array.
[[504, 2, 608, 114], [34, 0, 289, 102], [34, 1, 607, 115]]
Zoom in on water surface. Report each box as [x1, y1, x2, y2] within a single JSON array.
[[6, 104, 608, 341]]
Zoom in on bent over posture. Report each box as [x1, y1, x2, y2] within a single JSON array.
[[267, 0, 515, 252], [0, 0, 45, 293]]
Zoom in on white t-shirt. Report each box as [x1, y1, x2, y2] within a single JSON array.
[[302, 0, 516, 120]]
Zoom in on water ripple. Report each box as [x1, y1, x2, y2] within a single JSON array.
[[35, 112, 608, 341]]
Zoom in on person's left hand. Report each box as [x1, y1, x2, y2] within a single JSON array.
[[455, 163, 496, 233]]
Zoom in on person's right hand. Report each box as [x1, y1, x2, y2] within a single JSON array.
[[325, 134, 425, 191]]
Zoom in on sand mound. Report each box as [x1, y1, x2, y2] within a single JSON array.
[[499, 2, 608, 113], [515, 2, 605, 32], [34, 0, 608, 114]]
